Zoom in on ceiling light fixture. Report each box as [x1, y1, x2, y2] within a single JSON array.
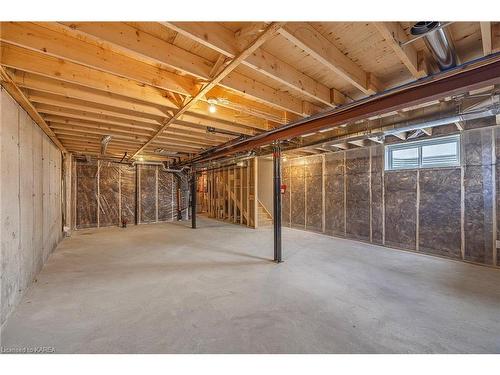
[[207, 97, 218, 113]]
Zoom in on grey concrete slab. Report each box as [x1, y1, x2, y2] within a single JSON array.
[[2, 217, 500, 353]]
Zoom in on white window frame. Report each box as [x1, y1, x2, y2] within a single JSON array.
[[385, 134, 461, 171]]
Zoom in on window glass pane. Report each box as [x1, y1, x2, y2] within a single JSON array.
[[385, 135, 460, 170], [421, 141, 458, 167], [391, 147, 419, 169]]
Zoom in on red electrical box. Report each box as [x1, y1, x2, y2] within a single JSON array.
[[280, 184, 287, 194]]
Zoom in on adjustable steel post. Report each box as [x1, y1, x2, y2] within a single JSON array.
[[273, 143, 282, 262]]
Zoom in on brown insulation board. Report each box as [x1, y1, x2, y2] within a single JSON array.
[[324, 152, 345, 236], [418, 168, 461, 259], [464, 165, 494, 264], [384, 170, 417, 250], [176, 173, 189, 220], [305, 156, 323, 232], [120, 165, 136, 224], [158, 169, 174, 222], [98, 162, 120, 227], [76, 162, 98, 228], [463, 127, 494, 264], [282, 161, 291, 227], [290, 159, 305, 228], [371, 146, 384, 244], [140, 165, 157, 223], [345, 148, 370, 241]]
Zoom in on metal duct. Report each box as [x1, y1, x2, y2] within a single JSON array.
[[100, 135, 112, 155], [411, 22, 458, 70]]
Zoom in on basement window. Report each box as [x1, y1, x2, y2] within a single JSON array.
[[385, 135, 460, 170]]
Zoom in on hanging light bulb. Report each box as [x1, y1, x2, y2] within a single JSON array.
[[207, 97, 218, 113]]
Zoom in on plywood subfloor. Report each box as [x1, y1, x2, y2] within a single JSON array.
[[2, 217, 500, 353]]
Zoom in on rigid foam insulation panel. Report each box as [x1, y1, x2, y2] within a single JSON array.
[[370, 146, 384, 244], [120, 165, 136, 224], [282, 162, 291, 227], [99, 162, 120, 227], [139, 165, 157, 223], [462, 127, 494, 265], [418, 168, 462, 258], [345, 148, 370, 241], [76, 162, 98, 228], [305, 155, 323, 232], [324, 152, 345, 236], [290, 159, 306, 228], [158, 169, 174, 221], [384, 170, 418, 250], [1, 88, 63, 326]]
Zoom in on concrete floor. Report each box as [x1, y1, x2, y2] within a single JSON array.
[[2, 216, 500, 353]]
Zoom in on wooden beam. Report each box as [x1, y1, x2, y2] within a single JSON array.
[[421, 127, 433, 136], [392, 132, 407, 140], [279, 23, 380, 95], [6, 66, 260, 135], [0, 43, 180, 108], [480, 22, 492, 56], [0, 22, 197, 96], [164, 22, 344, 109], [0, 66, 66, 152], [373, 22, 427, 79], [56, 21, 305, 116], [130, 22, 285, 159]]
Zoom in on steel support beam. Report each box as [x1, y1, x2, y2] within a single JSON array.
[[187, 56, 500, 163], [273, 144, 282, 263]]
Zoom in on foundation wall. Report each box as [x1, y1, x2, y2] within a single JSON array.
[[282, 122, 499, 267], [1, 88, 63, 326], [74, 161, 186, 229]]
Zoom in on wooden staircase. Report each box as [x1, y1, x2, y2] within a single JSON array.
[[257, 200, 273, 226]]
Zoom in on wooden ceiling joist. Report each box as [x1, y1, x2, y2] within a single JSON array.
[[1, 44, 268, 134], [164, 21, 345, 108], [130, 22, 286, 159], [480, 22, 492, 56], [0, 22, 494, 161], [278, 23, 380, 95], [373, 22, 427, 79], [54, 21, 305, 117], [0, 22, 197, 96]]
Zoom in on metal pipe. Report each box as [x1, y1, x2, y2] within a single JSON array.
[[401, 22, 453, 47], [191, 170, 197, 229], [316, 107, 499, 150], [384, 107, 499, 136], [411, 22, 458, 70], [131, 160, 188, 173], [273, 144, 282, 263]]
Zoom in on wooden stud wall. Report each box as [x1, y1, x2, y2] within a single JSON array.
[[203, 159, 257, 227]]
